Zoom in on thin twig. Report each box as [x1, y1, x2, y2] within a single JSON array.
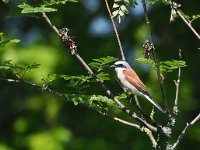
[[141, 0, 169, 113], [98, 111, 159, 149], [98, 111, 141, 129], [173, 49, 182, 116], [142, 127, 158, 149], [0, 78, 63, 97], [167, 50, 182, 135], [141, 0, 152, 42], [41, 13, 60, 35], [104, 0, 125, 60], [169, 1, 200, 40], [168, 113, 200, 150], [176, 10, 200, 41]]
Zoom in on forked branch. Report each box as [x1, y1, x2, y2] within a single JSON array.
[[167, 113, 200, 150]]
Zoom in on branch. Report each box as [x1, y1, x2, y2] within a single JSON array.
[[176, 10, 200, 41], [97, 110, 141, 129], [168, 1, 200, 40], [98, 111, 159, 149], [39, 12, 158, 132], [0, 77, 144, 130], [168, 113, 200, 150], [141, 0, 169, 113], [0, 78, 63, 97], [173, 49, 182, 116], [142, 127, 159, 149], [104, 0, 125, 61]]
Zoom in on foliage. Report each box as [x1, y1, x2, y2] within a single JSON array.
[[135, 58, 187, 73], [17, 0, 77, 14], [0, 60, 40, 78], [18, 3, 58, 13], [0, 33, 20, 47], [112, 0, 137, 23], [89, 56, 118, 72], [181, 13, 200, 22], [65, 94, 114, 111], [147, 0, 161, 5], [89, 56, 118, 82], [41, 72, 114, 111]]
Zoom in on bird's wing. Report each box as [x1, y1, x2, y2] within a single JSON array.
[[123, 69, 149, 95], [123, 69, 165, 113]]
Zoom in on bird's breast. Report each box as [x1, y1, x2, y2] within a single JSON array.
[[116, 69, 143, 96]]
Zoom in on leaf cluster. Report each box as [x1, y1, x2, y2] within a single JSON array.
[[136, 58, 186, 73], [0, 33, 20, 47], [41, 73, 115, 112], [89, 56, 118, 82], [17, 0, 77, 14], [0, 60, 40, 78], [112, 0, 137, 23], [65, 94, 115, 112]]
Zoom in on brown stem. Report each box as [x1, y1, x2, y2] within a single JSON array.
[[104, 0, 125, 60], [176, 10, 200, 41]]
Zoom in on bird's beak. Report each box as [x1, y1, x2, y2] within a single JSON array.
[[110, 64, 116, 68]]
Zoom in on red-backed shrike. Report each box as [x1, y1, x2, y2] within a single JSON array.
[[111, 60, 165, 113]]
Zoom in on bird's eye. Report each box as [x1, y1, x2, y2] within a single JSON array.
[[116, 64, 125, 68]]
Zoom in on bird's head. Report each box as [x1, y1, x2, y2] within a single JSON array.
[[110, 60, 131, 70]]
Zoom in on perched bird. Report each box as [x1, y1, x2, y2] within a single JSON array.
[[110, 60, 165, 113]]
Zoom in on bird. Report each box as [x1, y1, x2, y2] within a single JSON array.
[[110, 60, 165, 113]]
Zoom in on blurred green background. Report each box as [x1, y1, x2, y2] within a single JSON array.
[[0, 0, 200, 150]]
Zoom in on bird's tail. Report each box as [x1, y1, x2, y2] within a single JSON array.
[[144, 94, 166, 113]]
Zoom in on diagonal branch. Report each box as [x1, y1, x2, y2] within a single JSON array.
[[176, 10, 200, 41], [168, 113, 200, 150], [0, 78, 63, 97], [98, 110, 159, 149], [97, 110, 141, 129], [104, 0, 125, 61]]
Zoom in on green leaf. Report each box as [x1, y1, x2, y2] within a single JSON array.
[[120, 5, 129, 14], [96, 72, 110, 82], [0, 33, 20, 47], [160, 60, 187, 72], [147, 0, 160, 5], [113, 3, 120, 8], [112, 0, 137, 23], [89, 56, 118, 72], [42, 74, 57, 84], [116, 93, 127, 100], [112, 10, 119, 18], [135, 58, 187, 73], [64, 94, 114, 111], [0, 61, 40, 78], [135, 58, 155, 68], [44, 0, 78, 5], [191, 14, 200, 22], [0, 39, 20, 47], [18, 4, 57, 14]]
